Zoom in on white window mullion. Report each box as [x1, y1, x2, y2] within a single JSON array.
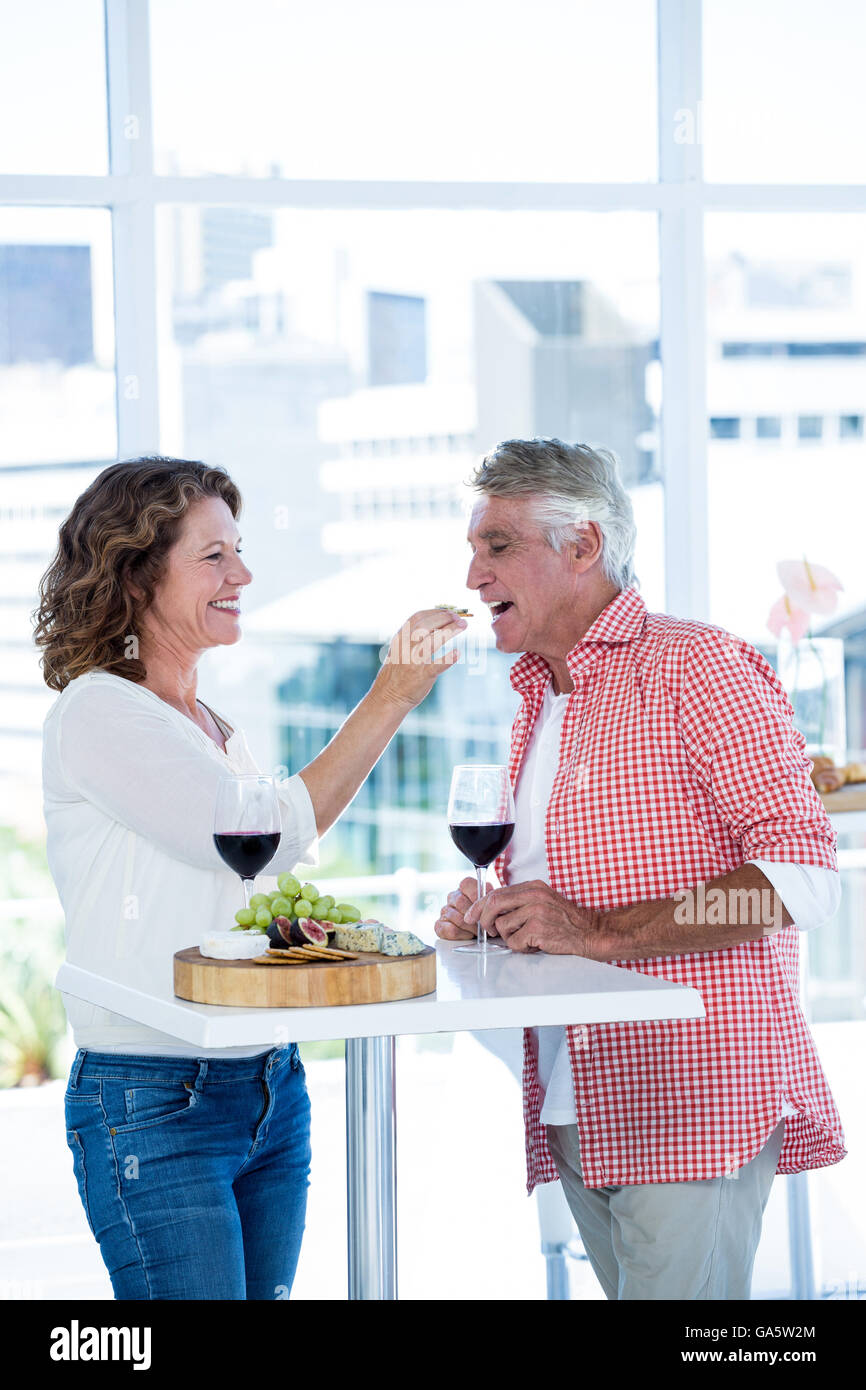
[[658, 0, 709, 621], [146, 177, 669, 212], [4, 175, 866, 214], [105, 0, 160, 458]]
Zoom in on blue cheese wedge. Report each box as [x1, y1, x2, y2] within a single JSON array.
[[334, 921, 384, 952], [379, 929, 426, 957]]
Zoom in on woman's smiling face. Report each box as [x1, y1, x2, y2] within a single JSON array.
[[140, 495, 253, 654]]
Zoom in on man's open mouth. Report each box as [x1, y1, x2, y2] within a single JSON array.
[[490, 601, 513, 620]]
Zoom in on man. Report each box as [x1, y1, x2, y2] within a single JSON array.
[[435, 437, 845, 1301]]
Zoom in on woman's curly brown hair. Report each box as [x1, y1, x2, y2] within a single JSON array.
[[33, 456, 242, 691]]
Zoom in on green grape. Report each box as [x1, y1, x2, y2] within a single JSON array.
[[234, 908, 256, 927], [249, 893, 269, 910], [336, 904, 361, 922], [325, 910, 343, 924], [309, 903, 331, 919], [300, 883, 318, 902], [314, 895, 335, 912], [294, 899, 313, 919], [255, 908, 273, 927], [269, 896, 292, 916], [277, 873, 301, 897], [248, 926, 267, 935]]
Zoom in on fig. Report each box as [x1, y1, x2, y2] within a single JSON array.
[[266, 915, 295, 948], [290, 917, 328, 947]]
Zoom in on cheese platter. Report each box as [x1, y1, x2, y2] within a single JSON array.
[[174, 917, 436, 1008]]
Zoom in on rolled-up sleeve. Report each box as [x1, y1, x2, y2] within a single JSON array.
[[60, 684, 318, 873], [679, 631, 838, 870], [748, 859, 841, 930]]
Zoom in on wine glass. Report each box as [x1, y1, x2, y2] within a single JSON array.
[[448, 764, 515, 954], [213, 773, 281, 918]]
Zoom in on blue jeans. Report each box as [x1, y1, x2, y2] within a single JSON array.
[[64, 1045, 311, 1300]]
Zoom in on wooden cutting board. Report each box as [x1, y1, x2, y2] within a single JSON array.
[[819, 783, 866, 814], [173, 945, 437, 1008]]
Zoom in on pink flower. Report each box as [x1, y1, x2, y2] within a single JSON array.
[[776, 559, 843, 616], [767, 594, 811, 644]]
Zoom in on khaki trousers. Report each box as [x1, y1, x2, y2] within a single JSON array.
[[545, 1120, 786, 1300]]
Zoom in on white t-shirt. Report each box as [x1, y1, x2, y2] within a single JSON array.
[[508, 680, 842, 1126], [42, 669, 319, 1058]]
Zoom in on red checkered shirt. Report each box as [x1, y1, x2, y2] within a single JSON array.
[[493, 584, 847, 1192]]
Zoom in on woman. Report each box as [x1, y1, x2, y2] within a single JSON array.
[[34, 455, 464, 1300]]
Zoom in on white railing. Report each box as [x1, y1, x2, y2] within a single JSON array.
[[0, 869, 462, 936]]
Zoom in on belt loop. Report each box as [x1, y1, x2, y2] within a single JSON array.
[[68, 1049, 86, 1090], [194, 1059, 208, 1092]]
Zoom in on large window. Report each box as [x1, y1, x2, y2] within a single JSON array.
[[702, 0, 866, 183], [0, 208, 116, 464], [0, 0, 107, 175], [149, 0, 658, 181], [157, 206, 662, 599], [2, 0, 865, 1302], [705, 213, 866, 644]]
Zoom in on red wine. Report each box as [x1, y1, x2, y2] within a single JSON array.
[[214, 831, 281, 877], [449, 822, 514, 867]]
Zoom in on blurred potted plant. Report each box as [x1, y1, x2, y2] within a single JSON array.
[[0, 825, 67, 1086], [0, 957, 67, 1086], [768, 557, 846, 765]]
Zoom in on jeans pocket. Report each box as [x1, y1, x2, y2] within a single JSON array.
[[65, 1129, 97, 1237], [111, 1081, 199, 1133], [64, 1089, 102, 1106]]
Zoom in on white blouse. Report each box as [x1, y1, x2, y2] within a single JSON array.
[[510, 681, 842, 1127], [42, 669, 319, 1058]]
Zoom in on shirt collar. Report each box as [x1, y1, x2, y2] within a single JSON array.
[[509, 585, 648, 694]]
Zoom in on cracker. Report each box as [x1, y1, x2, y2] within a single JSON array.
[[298, 943, 359, 961], [435, 601, 472, 617]]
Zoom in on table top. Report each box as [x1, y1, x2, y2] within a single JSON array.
[[55, 941, 705, 1047]]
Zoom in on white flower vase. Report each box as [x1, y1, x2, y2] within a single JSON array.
[[776, 633, 846, 767]]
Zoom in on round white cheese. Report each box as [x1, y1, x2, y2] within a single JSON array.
[[199, 931, 270, 960]]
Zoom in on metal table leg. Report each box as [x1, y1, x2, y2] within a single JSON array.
[[345, 1035, 397, 1300], [787, 1172, 816, 1301], [542, 1243, 571, 1300]]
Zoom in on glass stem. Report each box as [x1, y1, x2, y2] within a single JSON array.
[[476, 866, 486, 950], [242, 876, 254, 912]]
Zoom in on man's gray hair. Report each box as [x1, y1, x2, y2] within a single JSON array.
[[469, 437, 638, 591]]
